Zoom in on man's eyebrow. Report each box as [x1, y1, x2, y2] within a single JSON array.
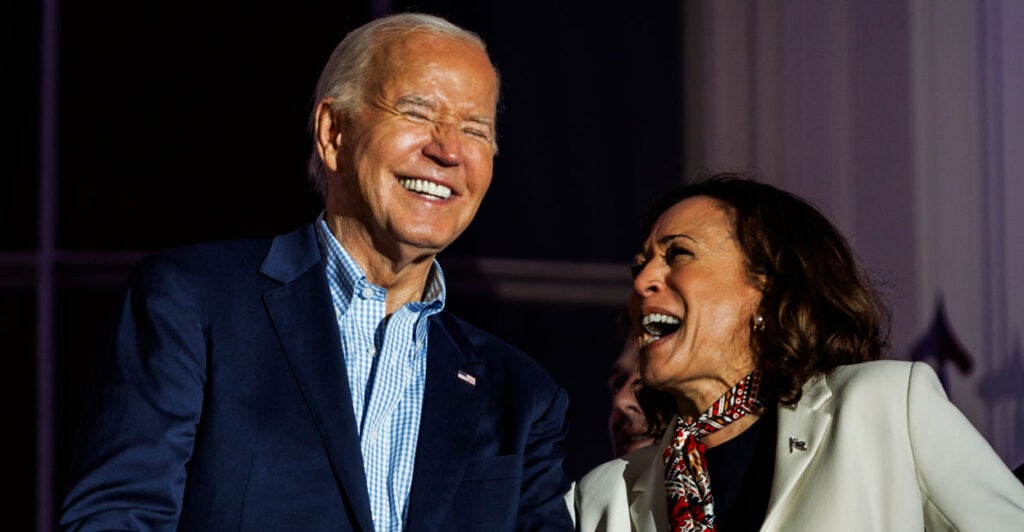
[[466, 115, 494, 127], [394, 96, 493, 127], [395, 95, 435, 108]]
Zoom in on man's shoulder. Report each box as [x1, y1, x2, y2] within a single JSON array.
[[434, 312, 511, 346], [433, 312, 558, 387], [143, 224, 310, 265], [132, 224, 314, 284]]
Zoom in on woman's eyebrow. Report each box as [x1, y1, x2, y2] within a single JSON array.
[[658, 233, 697, 246]]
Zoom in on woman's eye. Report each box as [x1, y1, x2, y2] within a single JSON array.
[[665, 246, 693, 261]]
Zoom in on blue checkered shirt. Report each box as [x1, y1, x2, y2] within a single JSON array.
[[315, 216, 444, 532]]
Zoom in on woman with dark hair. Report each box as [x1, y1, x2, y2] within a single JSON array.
[[566, 173, 1024, 531]]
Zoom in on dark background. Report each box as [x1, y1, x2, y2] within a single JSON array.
[[8, 1, 683, 528]]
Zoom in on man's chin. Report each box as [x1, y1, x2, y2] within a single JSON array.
[[618, 436, 655, 455], [393, 225, 466, 254]]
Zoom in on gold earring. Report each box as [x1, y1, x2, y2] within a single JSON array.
[[754, 314, 765, 332]]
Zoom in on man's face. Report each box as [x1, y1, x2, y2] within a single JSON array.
[[325, 32, 498, 260], [608, 340, 655, 457]]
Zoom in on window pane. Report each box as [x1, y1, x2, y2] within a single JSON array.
[[1, 291, 36, 528], [3, 3, 41, 249], [54, 286, 122, 512], [57, 3, 368, 250]]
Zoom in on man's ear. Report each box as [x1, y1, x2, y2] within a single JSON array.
[[315, 99, 343, 172]]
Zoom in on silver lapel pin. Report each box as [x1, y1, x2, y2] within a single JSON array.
[[789, 437, 808, 453]]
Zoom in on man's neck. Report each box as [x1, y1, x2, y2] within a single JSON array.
[[326, 214, 436, 314]]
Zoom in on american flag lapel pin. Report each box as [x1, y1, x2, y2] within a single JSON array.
[[457, 370, 477, 386]]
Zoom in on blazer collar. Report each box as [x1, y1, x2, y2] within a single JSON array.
[[258, 224, 322, 284], [626, 374, 835, 532], [260, 224, 375, 531], [628, 428, 672, 532], [761, 372, 834, 530]]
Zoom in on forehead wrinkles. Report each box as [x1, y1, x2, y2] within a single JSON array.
[[375, 34, 492, 91]]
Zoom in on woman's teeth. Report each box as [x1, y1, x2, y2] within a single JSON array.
[[640, 312, 681, 344]]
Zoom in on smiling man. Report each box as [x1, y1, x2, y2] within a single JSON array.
[[607, 338, 656, 458], [60, 13, 574, 531]]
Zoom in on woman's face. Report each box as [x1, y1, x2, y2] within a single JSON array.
[[630, 196, 762, 407]]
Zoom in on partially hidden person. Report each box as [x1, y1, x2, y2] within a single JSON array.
[[608, 319, 657, 458]]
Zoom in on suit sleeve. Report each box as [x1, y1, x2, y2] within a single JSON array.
[[517, 384, 575, 531], [906, 361, 1024, 530], [59, 258, 207, 531]]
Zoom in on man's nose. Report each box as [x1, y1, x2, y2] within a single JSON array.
[[423, 122, 462, 167]]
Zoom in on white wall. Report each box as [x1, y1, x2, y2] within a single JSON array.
[[683, 0, 1024, 468]]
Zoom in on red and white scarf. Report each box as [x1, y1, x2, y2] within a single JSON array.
[[663, 370, 763, 531]]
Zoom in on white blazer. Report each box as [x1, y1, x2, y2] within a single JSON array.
[[566, 360, 1024, 531]]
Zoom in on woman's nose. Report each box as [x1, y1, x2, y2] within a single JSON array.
[[632, 262, 663, 297]]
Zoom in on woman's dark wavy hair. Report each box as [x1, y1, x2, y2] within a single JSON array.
[[636, 172, 891, 437]]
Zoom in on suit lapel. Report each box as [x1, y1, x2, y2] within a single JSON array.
[[628, 430, 671, 532], [761, 373, 834, 530], [404, 314, 484, 530], [260, 225, 375, 532]]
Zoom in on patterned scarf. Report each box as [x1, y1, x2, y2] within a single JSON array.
[[663, 370, 763, 531]]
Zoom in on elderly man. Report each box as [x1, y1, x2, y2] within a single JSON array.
[[60, 13, 573, 531]]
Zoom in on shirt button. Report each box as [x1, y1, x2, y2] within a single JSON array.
[[369, 429, 379, 440], [367, 346, 377, 356], [360, 286, 374, 299]]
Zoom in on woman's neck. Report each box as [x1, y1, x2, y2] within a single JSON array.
[[702, 412, 762, 448]]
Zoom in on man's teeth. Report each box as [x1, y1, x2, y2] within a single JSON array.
[[399, 178, 452, 199], [641, 313, 681, 345]]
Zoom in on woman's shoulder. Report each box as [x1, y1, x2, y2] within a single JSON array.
[[812, 359, 944, 408], [826, 359, 936, 387]]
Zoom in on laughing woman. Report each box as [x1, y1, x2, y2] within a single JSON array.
[[566, 174, 1024, 531]]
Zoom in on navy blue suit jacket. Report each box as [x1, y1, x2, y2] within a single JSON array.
[[60, 224, 574, 531]]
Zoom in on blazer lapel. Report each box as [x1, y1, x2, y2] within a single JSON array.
[[761, 373, 834, 530], [260, 225, 375, 532], [628, 430, 671, 532], [404, 314, 484, 530]]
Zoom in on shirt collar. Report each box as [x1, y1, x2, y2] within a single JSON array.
[[314, 212, 446, 313]]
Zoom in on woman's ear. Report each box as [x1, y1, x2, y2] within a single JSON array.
[[755, 272, 767, 291], [315, 99, 343, 172], [748, 265, 768, 292]]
